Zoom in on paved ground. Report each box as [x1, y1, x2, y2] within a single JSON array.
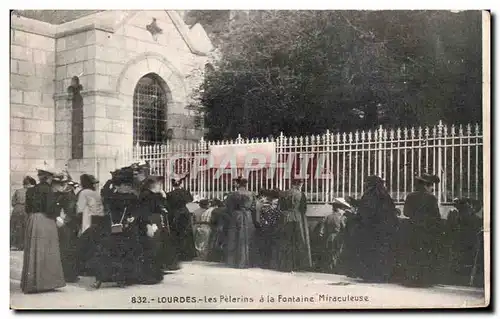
[[10, 251, 486, 310]]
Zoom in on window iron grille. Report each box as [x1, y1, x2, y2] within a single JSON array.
[[133, 75, 168, 145]]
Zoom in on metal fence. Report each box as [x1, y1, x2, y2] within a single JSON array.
[[109, 121, 483, 205]]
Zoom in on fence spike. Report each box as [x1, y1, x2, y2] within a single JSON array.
[[466, 123, 472, 135], [475, 123, 480, 135]]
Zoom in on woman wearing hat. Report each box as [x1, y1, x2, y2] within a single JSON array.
[[21, 170, 66, 293], [136, 175, 168, 284], [87, 167, 143, 289], [255, 189, 281, 269], [225, 176, 257, 268], [402, 173, 442, 286], [353, 176, 399, 282], [11, 176, 36, 250], [313, 198, 352, 273], [53, 174, 81, 283], [272, 178, 309, 272], [165, 178, 195, 263], [76, 174, 105, 276]]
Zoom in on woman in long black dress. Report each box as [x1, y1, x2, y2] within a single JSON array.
[[255, 189, 281, 269], [403, 174, 442, 286], [272, 179, 309, 272], [88, 168, 143, 289], [166, 179, 195, 262], [137, 175, 168, 284], [56, 178, 80, 283], [225, 177, 257, 269], [354, 176, 399, 282], [21, 170, 66, 294]]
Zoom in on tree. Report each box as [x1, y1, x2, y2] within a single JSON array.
[[195, 10, 482, 140]]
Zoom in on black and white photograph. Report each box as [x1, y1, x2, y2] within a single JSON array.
[[8, 6, 490, 310]]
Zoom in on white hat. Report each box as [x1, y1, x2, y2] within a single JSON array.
[[332, 197, 352, 209]]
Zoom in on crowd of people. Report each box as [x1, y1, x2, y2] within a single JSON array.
[[11, 164, 484, 294], [309, 175, 484, 287], [15, 162, 198, 293]]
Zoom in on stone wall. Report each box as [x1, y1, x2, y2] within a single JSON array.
[[10, 24, 56, 190], [11, 11, 213, 189]]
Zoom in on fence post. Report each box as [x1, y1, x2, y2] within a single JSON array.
[[437, 121, 444, 206], [378, 125, 384, 178]]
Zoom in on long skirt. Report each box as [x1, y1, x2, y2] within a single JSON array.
[[356, 226, 396, 282], [171, 212, 196, 262], [402, 223, 439, 286], [20, 213, 66, 293], [87, 230, 143, 285], [194, 224, 212, 260], [207, 225, 226, 262], [77, 216, 110, 276], [226, 210, 256, 269], [272, 222, 308, 272], [137, 231, 164, 285], [58, 225, 79, 282], [10, 211, 26, 250], [256, 228, 278, 269]]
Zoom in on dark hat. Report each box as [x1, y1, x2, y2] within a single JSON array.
[[23, 176, 37, 186], [415, 173, 440, 184], [291, 177, 305, 185], [37, 168, 56, 176], [143, 175, 164, 190], [131, 161, 150, 171], [171, 178, 182, 187], [199, 199, 210, 208], [233, 176, 248, 186], [112, 167, 134, 185], [80, 174, 99, 188]]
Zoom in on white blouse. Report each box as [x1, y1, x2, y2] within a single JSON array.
[[76, 189, 104, 234]]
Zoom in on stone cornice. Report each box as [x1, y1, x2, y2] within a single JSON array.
[[53, 90, 119, 101], [165, 10, 213, 57], [11, 11, 214, 57]]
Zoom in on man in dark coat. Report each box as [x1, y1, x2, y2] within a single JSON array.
[[403, 173, 442, 286]]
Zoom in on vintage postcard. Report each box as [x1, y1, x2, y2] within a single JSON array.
[[9, 9, 490, 310]]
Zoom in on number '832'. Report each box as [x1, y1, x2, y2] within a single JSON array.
[[131, 296, 148, 303]]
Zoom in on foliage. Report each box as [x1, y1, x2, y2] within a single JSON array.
[[193, 10, 483, 140]]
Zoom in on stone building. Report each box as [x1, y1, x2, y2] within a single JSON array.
[[10, 10, 214, 190]]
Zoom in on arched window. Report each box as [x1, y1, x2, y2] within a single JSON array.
[[133, 74, 168, 145]]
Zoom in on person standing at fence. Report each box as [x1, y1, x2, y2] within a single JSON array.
[[11, 176, 36, 251], [403, 173, 441, 286], [255, 189, 281, 269], [88, 167, 143, 289], [207, 198, 231, 262], [225, 177, 257, 268], [354, 176, 399, 283], [272, 178, 310, 272], [166, 178, 195, 262], [21, 169, 66, 294], [136, 175, 167, 284]]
